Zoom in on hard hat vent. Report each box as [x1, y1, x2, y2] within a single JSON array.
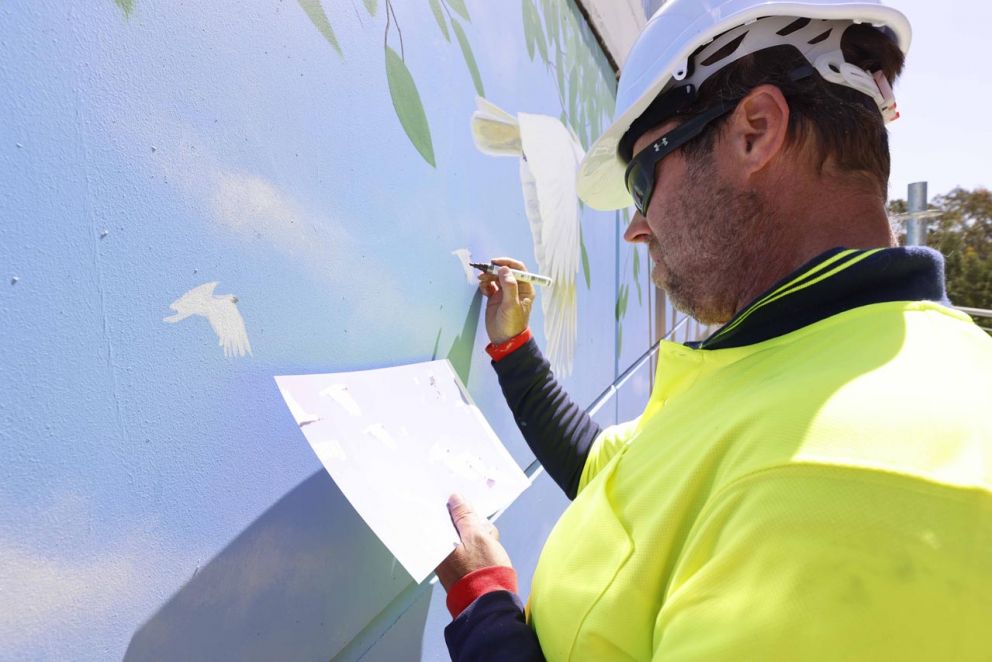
[[700, 32, 748, 67], [777, 17, 811, 36], [808, 29, 832, 44]]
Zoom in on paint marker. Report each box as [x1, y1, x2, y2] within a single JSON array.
[[469, 262, 554, 288]]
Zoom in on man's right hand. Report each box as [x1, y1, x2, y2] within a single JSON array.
[[479, 257, 536, 344]]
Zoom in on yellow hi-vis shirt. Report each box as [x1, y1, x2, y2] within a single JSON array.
[[529, 300, 992, 660]]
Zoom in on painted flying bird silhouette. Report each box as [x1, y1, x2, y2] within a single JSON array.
[[163, 281, 253, 358], [470, 96, 583, 377]]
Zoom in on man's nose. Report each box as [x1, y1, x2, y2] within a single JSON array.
[[623, 212, 652, 244]]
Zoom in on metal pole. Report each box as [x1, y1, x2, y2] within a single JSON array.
[[906, 181, 928, 246]]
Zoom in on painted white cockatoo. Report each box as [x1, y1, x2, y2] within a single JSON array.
[[470, 96, 584, 377], [163, 281, 253, 358]]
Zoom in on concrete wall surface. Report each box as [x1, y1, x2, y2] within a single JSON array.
[[0, 1, 664, 659]]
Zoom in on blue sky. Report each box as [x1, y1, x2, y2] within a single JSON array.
[[886, 0, 992, 200]]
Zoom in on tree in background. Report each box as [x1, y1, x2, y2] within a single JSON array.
[[889, 187, 992, 330]]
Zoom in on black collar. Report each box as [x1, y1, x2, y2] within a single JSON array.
[[696, 246, 950, 350]]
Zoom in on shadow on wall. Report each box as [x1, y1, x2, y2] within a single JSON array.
[[124, 471, 430, 661]]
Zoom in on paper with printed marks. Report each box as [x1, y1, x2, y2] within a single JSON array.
[[275, 359, 529, 582]]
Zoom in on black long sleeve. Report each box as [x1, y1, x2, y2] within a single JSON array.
[[491, 338, 602, 499], [444, 591, 545, 661]]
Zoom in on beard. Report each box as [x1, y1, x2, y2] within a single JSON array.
[[651, 155, 768, 325]]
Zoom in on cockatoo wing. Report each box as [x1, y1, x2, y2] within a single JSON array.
[[517, 113, 584, 377], [182, 281, 219, 304], [517, 114, 584, 282], [470, 96, 522, 157], [208, 299, 253, 358], [164, 281, 220, 322]]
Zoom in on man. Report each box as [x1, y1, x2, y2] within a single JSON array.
[[436, 0, 992, 659]]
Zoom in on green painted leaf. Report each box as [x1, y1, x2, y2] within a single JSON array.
[[633, 247, 643, 305], [446, 0, 471, 22], [535, 19, 549, 63], [544, 0, 560, 48], [580, 225, 591, 289], [114, 0, 134, 17], [298, 0, 343, 56], [522, 0, 536, 60], [568, 64, 579, 123], [363, 0, 378, 16], [429, 0, 451, 42], [451, 19, 484, 96], [385, 46, 436, 167], [522, 0, 545, 63]]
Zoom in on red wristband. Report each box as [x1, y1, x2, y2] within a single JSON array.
[[485, 328, 532, 362], [446, 565, 519, 619]]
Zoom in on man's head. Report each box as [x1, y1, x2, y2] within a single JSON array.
[[577, 0, 910, 323]]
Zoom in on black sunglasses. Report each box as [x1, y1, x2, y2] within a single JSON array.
[[624, 99, 739, 215]]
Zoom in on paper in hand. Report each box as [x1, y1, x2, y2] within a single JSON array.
[[275, 359, 529, 583]]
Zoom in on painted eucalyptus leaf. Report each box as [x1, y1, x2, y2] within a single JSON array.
[[429, 0, 451, 42], [451, 20, 484, 96], [544, 0, 560, 48], [523, 0, 548, 64], [115, 0, 134, 17], [633, 247, 643, 305], [446, 0, 471, 22], [580, 226, 592, 289], [385, 46, 436, 167], [568, 64, 579, 123], [363, 0, 377, 16], [298, 0, 343, 55], [522, 0, 536, 60]]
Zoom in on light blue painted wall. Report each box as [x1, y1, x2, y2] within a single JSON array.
[[0, 1, 654, 659]]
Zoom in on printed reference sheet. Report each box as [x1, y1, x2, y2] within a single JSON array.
[[275, 359, 529, 583]]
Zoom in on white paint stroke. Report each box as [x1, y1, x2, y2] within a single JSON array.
[[451, 248, 477, 285], [311, 438, 347, 463], [164, 282, 253, 358], [319, 384, 362, 417], [280, 390, 322, 427], [362, 423, 397, 450]]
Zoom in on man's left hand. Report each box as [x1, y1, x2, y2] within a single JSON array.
[[436, 493, 513, 591]]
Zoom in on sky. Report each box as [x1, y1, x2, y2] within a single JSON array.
[[865, 0, 991, 202]]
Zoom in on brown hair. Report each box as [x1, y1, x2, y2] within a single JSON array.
[[680, 23, 905, 196]]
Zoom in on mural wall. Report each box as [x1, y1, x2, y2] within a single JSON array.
[[0, 0, 670, 659]]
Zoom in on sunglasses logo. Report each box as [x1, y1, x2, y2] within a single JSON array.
[[653, 137, 669, 152]]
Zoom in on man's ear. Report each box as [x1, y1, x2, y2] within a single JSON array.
[[723, 84, 790, 179]]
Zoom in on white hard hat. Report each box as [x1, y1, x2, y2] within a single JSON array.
[[576, 0, 911, 211]]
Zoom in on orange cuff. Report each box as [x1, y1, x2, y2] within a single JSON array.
[[485, 328, 532, 362], [446, 565, 519, 619]]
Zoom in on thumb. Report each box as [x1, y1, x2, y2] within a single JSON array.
[[447, 493, 481, 538]]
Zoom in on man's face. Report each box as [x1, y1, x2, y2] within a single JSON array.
[[623, 119, 763, 325]]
